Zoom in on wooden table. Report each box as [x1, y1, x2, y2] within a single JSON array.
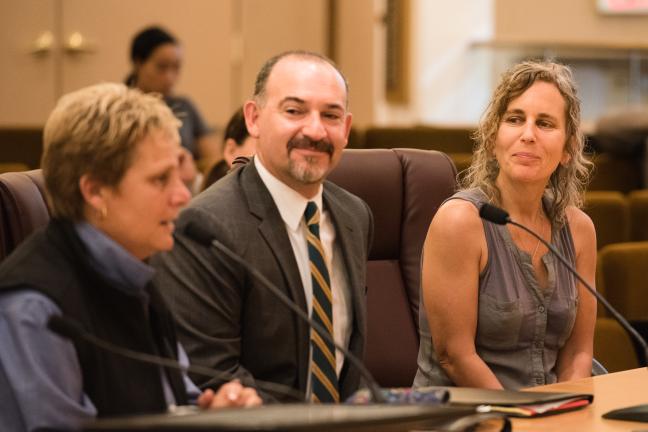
[[512, 368, 648, 431]]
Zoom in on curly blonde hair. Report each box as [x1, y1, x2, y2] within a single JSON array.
[[463, 60, 592, 225]]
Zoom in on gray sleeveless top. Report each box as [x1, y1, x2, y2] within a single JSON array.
[[413, 188, 578, 390]]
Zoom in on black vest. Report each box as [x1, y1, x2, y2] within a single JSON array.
[[0, 219, 188, 416]]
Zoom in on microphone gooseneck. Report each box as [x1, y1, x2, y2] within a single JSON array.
[[47, 315, 304, 401], [479, 202, 648, 366], [48, 314, 85, 340], [180, 222, 387, 404]]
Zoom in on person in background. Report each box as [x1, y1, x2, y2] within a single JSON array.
[[153, 51, 373, 403], [0, 83, 260, 432], [413, 61, 597, 390], [202, 107, 257, 190], [222, 106, 258, 167], [126, 26, 219, 192]]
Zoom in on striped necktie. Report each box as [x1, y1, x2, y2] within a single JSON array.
[[304, 201, 339, 403]]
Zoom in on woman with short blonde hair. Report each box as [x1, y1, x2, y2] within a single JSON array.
[[0, 83, 260, 430]]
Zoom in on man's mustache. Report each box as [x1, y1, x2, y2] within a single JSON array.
[[287, 136, 334, 156]]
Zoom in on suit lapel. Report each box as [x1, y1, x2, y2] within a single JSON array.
[[240, 161, 310, 391]]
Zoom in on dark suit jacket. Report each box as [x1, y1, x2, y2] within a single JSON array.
[[153, 160, 373, 402]]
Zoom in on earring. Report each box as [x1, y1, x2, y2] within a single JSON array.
[[99, 206, 107, 219]]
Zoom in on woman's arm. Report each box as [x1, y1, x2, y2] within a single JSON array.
[[556, 207, 597, 382], [422, 200, 503, 389], [0, 290, 97, 430]]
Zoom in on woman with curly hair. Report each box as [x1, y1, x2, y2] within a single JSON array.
[[413, 61, 596, 389]]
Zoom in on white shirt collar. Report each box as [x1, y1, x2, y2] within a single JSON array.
[[254, 156, 323, 231]]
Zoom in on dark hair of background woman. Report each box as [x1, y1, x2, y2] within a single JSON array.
[[223, 107, 249, 146], [125, 26, 177, 87], [201, 107, 251, 191]]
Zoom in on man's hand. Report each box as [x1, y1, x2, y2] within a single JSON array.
[[197, 380, 262, 409]]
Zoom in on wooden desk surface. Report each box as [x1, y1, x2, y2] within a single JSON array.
[[511, 368, 648, 431]]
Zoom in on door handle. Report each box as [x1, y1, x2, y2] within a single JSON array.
[[30, 31, 54, 55], [64, 31, 95, 54]]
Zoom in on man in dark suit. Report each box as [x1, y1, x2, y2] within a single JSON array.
[[153, 51, 373, 403]]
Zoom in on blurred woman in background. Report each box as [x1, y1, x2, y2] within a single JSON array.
[[201, 106, 257, 190], [126, 26, 219, 192]]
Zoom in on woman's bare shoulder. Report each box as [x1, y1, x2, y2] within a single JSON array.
[[429, 199, 484, 240], [564, 206, 597, 253], [565, 206, 596, 237]]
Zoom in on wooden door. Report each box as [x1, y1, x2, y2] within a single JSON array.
[[0, 0, 58, 126], [60, 0, 232, 127], [240, 0, 328, 98], [0, 0, 330, 128]]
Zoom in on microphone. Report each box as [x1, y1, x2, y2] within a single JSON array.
[[179, 222, 387, 404], [479, 203, 648, 365], [478, 203, 510, 225], [47, 315, 304, 401]]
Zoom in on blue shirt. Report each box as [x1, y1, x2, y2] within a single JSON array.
[[0, 223, 201, 431]]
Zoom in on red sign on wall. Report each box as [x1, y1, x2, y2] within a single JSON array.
[[598, 0, 648, 14]]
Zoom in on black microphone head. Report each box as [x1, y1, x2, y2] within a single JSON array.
[[48, 315, 85, 341], [479, 203, 510, 225], [182, 222, 214, 246]]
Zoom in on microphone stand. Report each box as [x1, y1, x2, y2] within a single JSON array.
[[479, 203, 648, 367], [48, 316, 305, 401], [176, 226, 387, 404], [508, 219, 648, 365]]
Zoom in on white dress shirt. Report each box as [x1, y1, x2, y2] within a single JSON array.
[[254, 157, 352, 379]]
